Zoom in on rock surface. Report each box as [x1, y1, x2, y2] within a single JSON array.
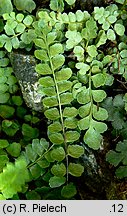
[[9, 52, 43, 111]]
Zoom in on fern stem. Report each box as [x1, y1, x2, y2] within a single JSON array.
[[89, 69, 93, 121]]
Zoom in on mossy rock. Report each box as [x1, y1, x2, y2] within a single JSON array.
[[9, 52, 43, 111]]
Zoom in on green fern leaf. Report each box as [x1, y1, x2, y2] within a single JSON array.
[[84, 126, 102, 150], [44, 108, 60, 120], [35, 63, 52, 75], [51, 163, 66, 177], [55, 68, 72, 81], [50, 147, 65, 161], [48, 121, 62, 133], [68, 163, 84, 177], [49, 176, 66, 188], [0, 158, 29, 199]]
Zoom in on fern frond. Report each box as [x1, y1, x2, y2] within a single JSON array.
[[0, 158, 29, 199]]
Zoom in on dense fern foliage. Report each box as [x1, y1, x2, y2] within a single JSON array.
[[0, 0, 127, 200]]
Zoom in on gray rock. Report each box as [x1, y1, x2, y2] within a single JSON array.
[[9, 52, 43, 111]]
